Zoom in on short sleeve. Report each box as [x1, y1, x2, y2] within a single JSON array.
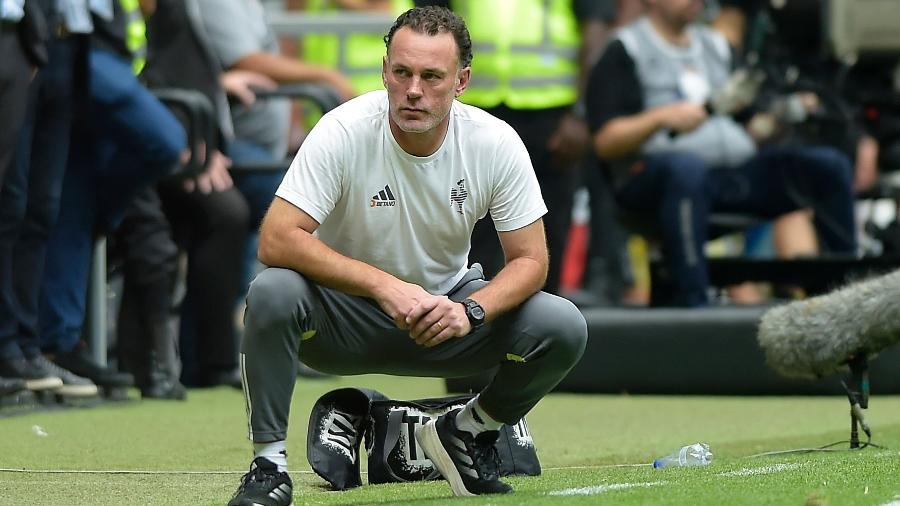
[[195, 0, 267, 68], [584, 39, 643, 133]]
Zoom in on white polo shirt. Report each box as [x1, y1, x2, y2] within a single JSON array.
[[276, 90, 547, 294]]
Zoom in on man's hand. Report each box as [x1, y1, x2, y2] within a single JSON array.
[[372, 279, 432, 329], [547, 112, 590, 169], [324, 69, 356, 102], [183, 150, 233, 194], [221, 70, 277, 106], [405, 297, 471, 348], [659, 102, 708, 134]]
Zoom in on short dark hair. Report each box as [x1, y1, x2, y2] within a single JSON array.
[[384, 6, 473, 68]]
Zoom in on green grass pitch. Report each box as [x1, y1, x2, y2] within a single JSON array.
[[1, 374, 898, 505]]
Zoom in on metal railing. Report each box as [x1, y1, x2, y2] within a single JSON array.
[[264, 10, 394, 36]]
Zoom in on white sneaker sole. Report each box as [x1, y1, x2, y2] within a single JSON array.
[[416, 421, 475, 497], [24, 377, 64, 391], [58, 383, 99, 397]]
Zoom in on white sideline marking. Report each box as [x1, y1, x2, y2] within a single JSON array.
[[549, 460, 805, 496], [549, 481, 666, 496], [546, 463, 652, 470], [0, 463, 651, 476], [717, 463, 803, 477], [0, 468, 316, 475]]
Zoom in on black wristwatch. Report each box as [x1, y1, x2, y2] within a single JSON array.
[[461, 298, 486, 328]]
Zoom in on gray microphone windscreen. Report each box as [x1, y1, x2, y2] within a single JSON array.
[[757, 269, 900, 378]]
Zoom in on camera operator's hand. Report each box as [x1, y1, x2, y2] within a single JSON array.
[[746, 112, 779, 143], [659, 102, 708, 134]]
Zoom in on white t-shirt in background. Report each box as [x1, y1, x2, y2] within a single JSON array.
[[276, 90, 547, 294]]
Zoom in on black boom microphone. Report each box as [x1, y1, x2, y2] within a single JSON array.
[[757, 268, 900, 379]]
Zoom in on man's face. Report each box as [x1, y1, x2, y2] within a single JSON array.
[[383, 26, 469, 134], [651, 0, 704, 26]]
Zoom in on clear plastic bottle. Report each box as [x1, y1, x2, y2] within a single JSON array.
[[652, 443, 713, 468]]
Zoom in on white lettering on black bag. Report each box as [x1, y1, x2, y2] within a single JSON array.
[[307, 388, 541, 490]]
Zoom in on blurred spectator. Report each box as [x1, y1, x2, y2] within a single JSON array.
[[715, 0, 883, 301], [135, 0, 264, 389], [0, 0, 41, 397], [1, 0, 102, 397], [419, 0, 615, 295], [112, 186, 185, 399], [710, 0, 815, 303], [578, 0, 647, 306], [718, 0, 882, 193], [0, 0, 40, 187], [586, 0, 858, 307], [37, 0, 184, 389], [195, 0, 353, 236], [151, 0, 354, 386]]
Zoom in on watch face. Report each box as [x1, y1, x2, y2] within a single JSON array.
[[466, 301, 485, 322]]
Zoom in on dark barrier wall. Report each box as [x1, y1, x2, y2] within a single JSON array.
[[447, 306, 900, 395]]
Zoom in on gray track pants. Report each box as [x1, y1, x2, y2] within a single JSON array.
[[240, 265, 588, 443]]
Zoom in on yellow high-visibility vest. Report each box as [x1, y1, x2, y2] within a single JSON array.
[[120, 0, 147, 75], [303, 0, 413, 95], [451, 0, 579, 110]]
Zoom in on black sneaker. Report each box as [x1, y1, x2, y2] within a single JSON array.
[[0, 357, 63, 391], [141, 378, 187, 401], [52, 350, 134, 388], [0, 376, 27, 396], [228, 457, 293, 506], [30, 356, 99, 397], [416, 408, 513, 496]]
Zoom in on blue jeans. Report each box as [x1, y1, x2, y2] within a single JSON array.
[[0, 37, 80, 361], [616, 146, 856, 306], [38, 48, 186, 353]]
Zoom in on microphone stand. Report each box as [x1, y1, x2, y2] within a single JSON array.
[[840, 353, 871, 448]]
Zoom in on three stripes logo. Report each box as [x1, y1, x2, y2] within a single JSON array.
[[450, 179, 468, 214], [447, 433, 479, 478], [267, 483, 292, 504], [371, 184, 397, 207], [511, 418, 534, 448]]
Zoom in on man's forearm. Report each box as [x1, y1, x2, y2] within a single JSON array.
[[467, 256, 546, 322], [232, 52, 343, 85], [594, 108, 666, 159], [258, 226, 394, 299]]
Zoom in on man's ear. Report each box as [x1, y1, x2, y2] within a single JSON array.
[[382, 56, 388, 88], [455, 67, 471, 97]]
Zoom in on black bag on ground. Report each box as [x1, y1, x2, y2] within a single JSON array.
[[307, 387, 541, 490]]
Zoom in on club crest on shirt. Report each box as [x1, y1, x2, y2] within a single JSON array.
[[371, 184, 397, 207], [450, 179, 467, 214]]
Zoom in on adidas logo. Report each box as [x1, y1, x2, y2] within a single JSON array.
[[267, 483, 292, 503], [371, 184, 397, 207]]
